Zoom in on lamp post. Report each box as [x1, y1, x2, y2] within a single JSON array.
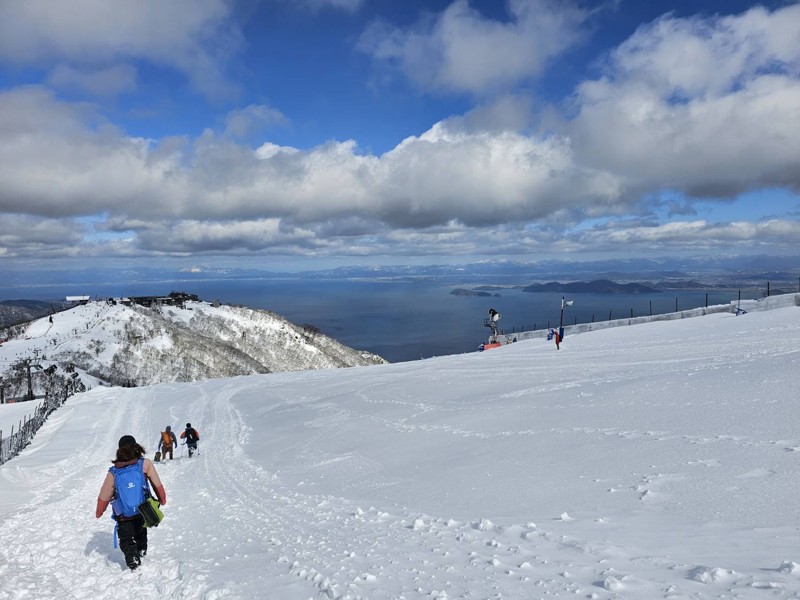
[[559, 296, 573, 340]]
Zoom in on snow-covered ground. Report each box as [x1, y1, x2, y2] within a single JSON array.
[[1, 303, 799, 599], [0, 300, 384, 398]]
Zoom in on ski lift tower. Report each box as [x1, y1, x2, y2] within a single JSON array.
[[484, 308, 501, 343]]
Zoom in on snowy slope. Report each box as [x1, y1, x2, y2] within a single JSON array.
[[1, 303, 799, 599], [0, 300, 386, 397]]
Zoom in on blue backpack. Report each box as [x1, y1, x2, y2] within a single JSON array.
[[109, 458, 150, 518]]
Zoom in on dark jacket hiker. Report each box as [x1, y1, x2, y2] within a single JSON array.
[[180, 423, 200, 457]]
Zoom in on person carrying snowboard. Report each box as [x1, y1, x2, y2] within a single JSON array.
[[157, 425, 178, 461], [95, 435, 167, 571], [180, 423, 200, 457]]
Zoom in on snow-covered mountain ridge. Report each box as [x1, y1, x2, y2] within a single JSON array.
[[0, 300, 386, 394]]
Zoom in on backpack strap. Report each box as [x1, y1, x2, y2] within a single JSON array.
[[137, 457, 151, 497]]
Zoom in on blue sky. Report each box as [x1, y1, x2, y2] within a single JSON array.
[[0, 0, 798, 273]]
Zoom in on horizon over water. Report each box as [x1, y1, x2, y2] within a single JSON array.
[[0, 278, 758, 363]]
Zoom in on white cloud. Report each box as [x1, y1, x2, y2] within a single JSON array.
[[570, 4, 800, 197], [135, 219, 315, 253], [0, 214, 86, 258], [358, 0, 585, 95], [2, 72, 798, 261], [0, 87, 189, 219], [1, 4, 799, 262], [0, 87, 622, 257], [606, 5, 800, 97], [572, 219, 800, 253], [0, 0, 240, 98], [375, 120, 622, 227], [255, 142, 300, 160], [444, 94, 536, 133]]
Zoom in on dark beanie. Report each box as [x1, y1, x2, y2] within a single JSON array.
[[118, 435, 136, 449]]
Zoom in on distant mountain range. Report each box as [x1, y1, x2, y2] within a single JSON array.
[[521, 280, 660, 294], [1, 254, 798, 292]]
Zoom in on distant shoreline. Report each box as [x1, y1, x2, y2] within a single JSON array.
[[0, 279, 765, 363], [521, 279, 660, 294]]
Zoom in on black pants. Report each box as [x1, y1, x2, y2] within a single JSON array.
[[117, 515, 147, 566]]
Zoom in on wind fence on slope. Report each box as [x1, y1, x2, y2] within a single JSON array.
[[503, 293, 800, 343], [0, 390, 72, 466]]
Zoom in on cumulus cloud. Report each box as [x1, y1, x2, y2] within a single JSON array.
[[0, 84, 624, 258], [0, 87, 189, 219], [358, 0, 586, 95], [0, 0, 240, 98], [374, 120, 622, 227], [1, 86, 624, 224], [569, 4, 800, 198], [572, 219, 800, 254], [0, 215, 86, 258], [0, 3, 799, 262], [134, 219, 315, 253], [444, 94, 536, 133]]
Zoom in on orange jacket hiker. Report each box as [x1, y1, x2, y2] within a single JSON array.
[[158, 425, 178, 460]]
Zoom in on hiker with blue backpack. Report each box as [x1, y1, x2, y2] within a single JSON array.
[[95, 435, 167, 571]]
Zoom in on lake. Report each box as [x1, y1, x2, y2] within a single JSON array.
[[0, 278, 757, 363]]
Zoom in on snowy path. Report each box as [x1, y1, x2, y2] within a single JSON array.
[[0, 381, 656, 599], [2, 307, 800, 598], [1, 379, 680, 599]]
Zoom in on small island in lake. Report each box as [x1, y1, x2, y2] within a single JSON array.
[[450, 288, 500, 297]]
